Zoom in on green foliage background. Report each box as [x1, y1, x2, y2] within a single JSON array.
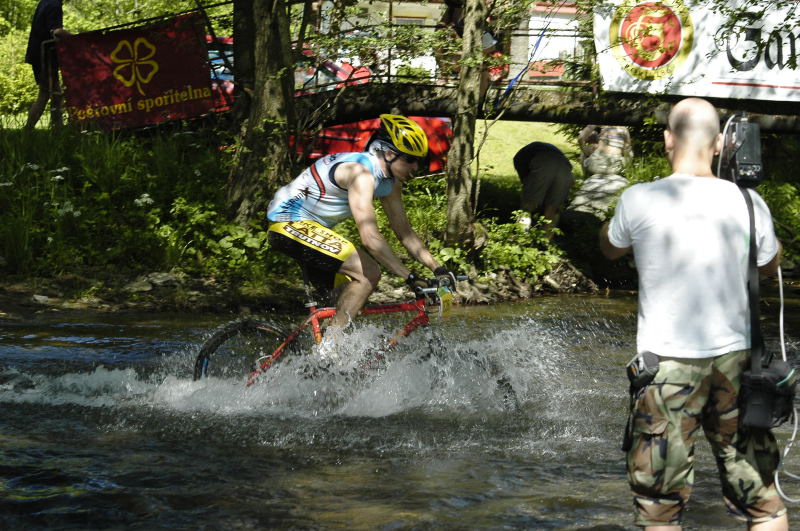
[[2, 0, 799, 291], [0, 117, 568, 290]]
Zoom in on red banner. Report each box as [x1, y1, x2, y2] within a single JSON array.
[[58, 14, 214, 129]]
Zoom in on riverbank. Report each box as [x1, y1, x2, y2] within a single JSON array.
[[0, 257, 601, 320], [5, 258, 797, 321]]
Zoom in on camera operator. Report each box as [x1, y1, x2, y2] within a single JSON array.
[[599, 98, 786, 530]]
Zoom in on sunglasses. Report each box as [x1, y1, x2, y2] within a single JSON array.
[[396, 152, 423, 165]]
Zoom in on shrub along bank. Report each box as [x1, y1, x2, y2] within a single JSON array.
[[1, 120, 798, 316], [0, 120, 576, 314]]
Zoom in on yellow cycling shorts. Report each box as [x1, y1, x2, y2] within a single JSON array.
[[267, 220, 355, 292]]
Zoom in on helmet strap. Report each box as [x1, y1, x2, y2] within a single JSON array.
[[382, 150, 399, 180]]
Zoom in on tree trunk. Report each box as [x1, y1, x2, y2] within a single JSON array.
[[232, 0, 256, 120], [294, 0, 317, 61], [227, 0, 296, 224], [444, 0, 487, 247]]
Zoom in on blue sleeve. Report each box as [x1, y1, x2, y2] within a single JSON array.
[[347, 153, 376, 174]]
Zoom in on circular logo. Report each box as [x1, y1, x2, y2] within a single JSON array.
[[609, 0, 693, 80]]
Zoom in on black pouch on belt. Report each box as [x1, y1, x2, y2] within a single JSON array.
[[737, 186, 797, 429], [622, 351, 660, 452], [740, 352, 797, 429]]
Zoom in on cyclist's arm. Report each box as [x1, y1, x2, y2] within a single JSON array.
[[381, 181, 440, 273], [347, 169, 411, 279]]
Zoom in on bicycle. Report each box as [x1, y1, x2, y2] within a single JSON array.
[[193, 275, 467, 386]]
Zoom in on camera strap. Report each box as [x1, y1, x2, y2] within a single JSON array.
[[740, 187, 767, 374]]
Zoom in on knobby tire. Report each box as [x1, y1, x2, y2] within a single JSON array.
[[193, 319, 293, 381]]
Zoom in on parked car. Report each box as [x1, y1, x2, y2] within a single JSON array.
[[294, 44, 371, 95], [205, 37, 452, 174], [206, 36, 235, 111], [206, 37, 371, 108]]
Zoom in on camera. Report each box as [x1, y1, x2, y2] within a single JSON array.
[[718, 114, 763, 188], [740, 355, 797, 429]]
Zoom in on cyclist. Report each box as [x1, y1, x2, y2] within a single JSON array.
[[266, 114, 455, 339]]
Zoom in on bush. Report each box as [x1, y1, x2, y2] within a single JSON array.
[[154, 198, 271, 279], [0, 30, 37, 115], [478, 212, 562, 281], [758, 181, 800, 266], [0, 125, 239, 276], [394, 64, 431, 82]]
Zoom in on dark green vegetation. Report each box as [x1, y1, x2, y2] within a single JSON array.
[[0, 122, 268, 278], [3, 1, 799, 309], [0, 120, 565, 305], [3, 118, 798, 309]]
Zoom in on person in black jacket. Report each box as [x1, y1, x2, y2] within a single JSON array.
[[25, 0, 72, 129], [512, 141, 575, 232]]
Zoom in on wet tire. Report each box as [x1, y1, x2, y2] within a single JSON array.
[[461, 348, 519, 411], [193, 319, 296, 380], [494, 374, 519, 411]]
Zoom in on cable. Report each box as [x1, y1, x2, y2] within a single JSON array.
[[493, 0, 568, 109], [775, 407, 800, 502], [779, 265, 787, 363], [774, 265, 799, 502], [717, 114, 738, 179]]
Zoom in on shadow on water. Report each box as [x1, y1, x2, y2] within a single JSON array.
[[1, 294, 798, 529]]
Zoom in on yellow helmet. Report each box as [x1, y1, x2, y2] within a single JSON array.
[[378, 114, 429, 158]]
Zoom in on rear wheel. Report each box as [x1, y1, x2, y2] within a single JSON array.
[[193, 319, 296, 381]]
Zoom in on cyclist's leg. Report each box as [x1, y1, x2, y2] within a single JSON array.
[[267, 220, 358, 306], [333, 248, 380, 328]]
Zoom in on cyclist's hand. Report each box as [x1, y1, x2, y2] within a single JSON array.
[[405, 272, 429, 294], [433, 266, 458, 288]]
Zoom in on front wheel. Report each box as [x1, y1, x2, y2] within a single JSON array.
[[193, 319, 295, 381]]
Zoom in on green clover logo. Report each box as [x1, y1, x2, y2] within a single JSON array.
[[110, 37, 159, 96]]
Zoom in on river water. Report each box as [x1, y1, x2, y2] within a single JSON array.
[[1, 293, 798, 529]]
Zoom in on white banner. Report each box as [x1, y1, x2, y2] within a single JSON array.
[[594, 0, 800, 101]]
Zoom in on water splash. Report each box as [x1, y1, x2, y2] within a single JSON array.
[[0, 316, 609, 427]]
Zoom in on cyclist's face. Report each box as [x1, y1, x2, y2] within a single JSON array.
[[387, 150, 420, 181]]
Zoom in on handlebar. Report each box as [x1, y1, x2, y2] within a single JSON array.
[[414, 274, 469, 297]]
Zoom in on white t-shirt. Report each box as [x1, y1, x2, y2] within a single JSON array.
[[607, 174, 779, 358]]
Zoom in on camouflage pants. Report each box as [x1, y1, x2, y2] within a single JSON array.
[[626, 349, 787, 527]]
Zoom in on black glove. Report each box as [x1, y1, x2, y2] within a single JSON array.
[[406, 272, 429, 293], [433, 266, 458, 287]]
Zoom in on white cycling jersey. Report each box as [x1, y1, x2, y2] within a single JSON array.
[[267, 152, 394, 228]]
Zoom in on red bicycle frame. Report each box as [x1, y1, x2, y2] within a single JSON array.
[[245, 294, 434, 386]]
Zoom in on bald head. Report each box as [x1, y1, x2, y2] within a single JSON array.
[[667, 98, 720, 150], [663, 98, 722, 176]]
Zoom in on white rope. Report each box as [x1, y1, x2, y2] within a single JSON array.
[[773, 266, 799, 502], [779, 265, 787, 363], [775, 408, 800, 502]]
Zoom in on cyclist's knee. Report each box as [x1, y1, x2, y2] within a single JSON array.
[[360, 253, 381, 288], [340, 249, 380, 288]]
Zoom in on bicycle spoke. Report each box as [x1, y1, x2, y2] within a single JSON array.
[[194, 320, 296, 381]]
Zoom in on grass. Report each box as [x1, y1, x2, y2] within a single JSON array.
[[471, 119, 580, 221], [474, 119, 580, 178]]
